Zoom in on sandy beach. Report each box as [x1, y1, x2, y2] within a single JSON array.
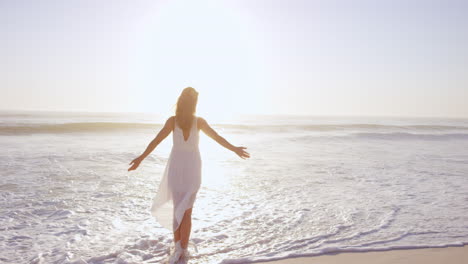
[[256, 246, 468, 264]]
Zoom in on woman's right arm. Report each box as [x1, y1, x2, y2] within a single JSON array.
[[198, 117, 250, 159], [128, 116, 174, 171]]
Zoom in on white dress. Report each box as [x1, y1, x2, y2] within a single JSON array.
[[151, 116, 202, 231]]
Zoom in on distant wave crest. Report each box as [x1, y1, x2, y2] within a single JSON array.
[[222, 124, 468, 132], [352, 132, 468, 140]]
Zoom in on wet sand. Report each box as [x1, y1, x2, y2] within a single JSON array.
[[256, 246, 468, 264]]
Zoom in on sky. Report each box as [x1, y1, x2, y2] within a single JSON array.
[[1, 0, 468, 118]]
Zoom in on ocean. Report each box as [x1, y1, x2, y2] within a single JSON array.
[[1, 111, 468, 264]]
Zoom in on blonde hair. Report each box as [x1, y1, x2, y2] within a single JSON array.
[[175, 87, 198, 131]]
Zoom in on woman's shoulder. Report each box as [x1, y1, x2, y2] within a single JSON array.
[[165, 116, 176, 128], [196, 116, 209, 129]]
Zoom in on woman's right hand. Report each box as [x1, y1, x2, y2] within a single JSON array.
[[128, 156, 143, 171], [233, 146, 250, 159]]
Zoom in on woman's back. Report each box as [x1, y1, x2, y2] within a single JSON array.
[[172, 116, 200, 152]]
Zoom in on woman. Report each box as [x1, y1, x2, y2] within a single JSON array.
[[128, 87, 250, 263]]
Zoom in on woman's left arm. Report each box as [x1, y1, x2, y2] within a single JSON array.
[[128, 116, 174, 171]]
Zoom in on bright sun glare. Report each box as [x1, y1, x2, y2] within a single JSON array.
[[131, 0, 269, 121]]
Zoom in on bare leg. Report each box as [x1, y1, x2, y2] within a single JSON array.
[[179, 208, 193, 249], [174, 227, 181, 243], [172, 193, 183, 244]]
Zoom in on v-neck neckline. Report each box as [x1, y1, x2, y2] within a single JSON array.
[[176, 117, 195, 142], [182, 128, 190, 142]]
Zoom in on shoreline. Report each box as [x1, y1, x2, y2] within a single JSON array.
[[254, 245, 468, 264]]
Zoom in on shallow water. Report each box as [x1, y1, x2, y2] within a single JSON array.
[[1, 112, 468, 263]]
